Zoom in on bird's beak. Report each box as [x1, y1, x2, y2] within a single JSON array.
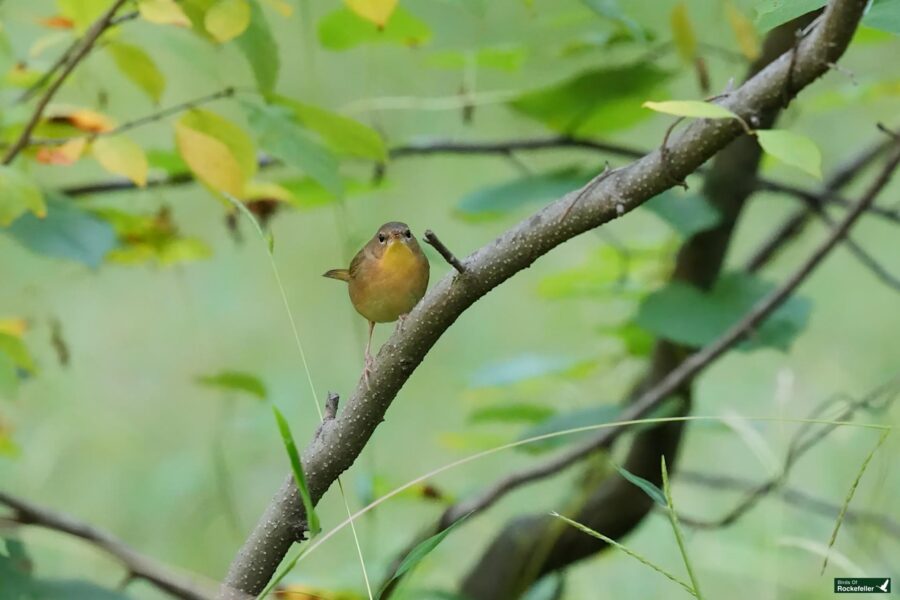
[[389, 231, 403, 241]]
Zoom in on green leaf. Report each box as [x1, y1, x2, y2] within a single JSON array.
[[756, 129, 822, 179], [755, 0, 825, 33], [642, 100, 737, 120], [635, 272, 812, 351], [582, 0, 648, 41], [538, 245, 664, 300], [456, 168, 591, 220], [426, 45, 528, 72], [318, 6, 431, 51], [272, 96, 386, 160], [243, 101, 343, 197], [271, 404, 320, 536], [0, 167, 45, 227], [468, 403, 555, 425], [205, 0, 251, 42], [614, 464, 666, 506], [0, 334, 36, 374], [197, 370, 267, 399], [5, 194, 116, 269], [469, 353, 590, 388], [376, 515, 471, 599], [0, 352, 17, 398], [862, 0, 900, 35], [643, 190, 721, 237], [670, 2, 697, 62], [518, 405, 621, 453], [235, 0, 280, 94], [56, 0, 108, 31], [509, 64, 670, 136], [106, 42, 166, 103]]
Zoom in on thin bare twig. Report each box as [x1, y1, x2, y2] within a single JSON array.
[[1, 0, 129, 165], [424, 230, 466, 274], [0, 490, 215, 600]]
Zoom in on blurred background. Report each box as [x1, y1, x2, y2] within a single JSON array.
[[0, 0, 898, 598]]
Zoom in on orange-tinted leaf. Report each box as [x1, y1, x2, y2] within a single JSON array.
[[46, 108, 115, 133], [39, 15, 75, 29], [35, 138, 88, 165]]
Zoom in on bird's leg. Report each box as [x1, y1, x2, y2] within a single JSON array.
[[363, 321, 375, 388]]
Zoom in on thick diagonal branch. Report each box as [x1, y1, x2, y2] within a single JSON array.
[[221, 2, 869, 596]]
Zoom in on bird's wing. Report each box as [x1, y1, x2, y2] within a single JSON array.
[[348, 247, 368, 279]]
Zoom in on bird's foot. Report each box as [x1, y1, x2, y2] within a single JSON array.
[[363, 352, 375, 389], [396, 313, 409, 333]]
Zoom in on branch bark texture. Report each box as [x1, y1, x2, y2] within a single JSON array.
[[221, 1, 868, 595]]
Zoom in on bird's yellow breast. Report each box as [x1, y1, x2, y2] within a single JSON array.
[[348, 241, 429, 323]]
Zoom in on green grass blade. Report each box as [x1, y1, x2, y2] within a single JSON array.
[[550, 512, 695, 597], [376, 514, 472, 599], [821, 429, 889, 574], [661, 456, 703, 599], [614, 463, 666, 506], [271, 404, 320, 536]]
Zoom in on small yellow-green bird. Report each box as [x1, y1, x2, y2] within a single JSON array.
[[324, 222, 430, 382]]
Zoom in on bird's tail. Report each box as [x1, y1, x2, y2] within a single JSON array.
[[323, 269, 350, 282]]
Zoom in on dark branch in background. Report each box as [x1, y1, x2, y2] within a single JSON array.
[[424, 230, 466, 274], [219, 3, 871, 597], [1, 0, 129, 164], [29, 87, 236, 146], [677, 378, 899, 529], [0, 491, 215, 600], [679, 471, 900, 542]]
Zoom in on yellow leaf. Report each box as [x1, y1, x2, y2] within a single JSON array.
[[205, 0, 251, 43], [243, 180, 295, 203], [0, 319, 28, 338], [670, 2, 696, 63], [345, 0, 398, 27], [725, 1, 760, 61], [262, 0, 293, 17], [92, 136, 149, 187], [138, 0, 191, 27], [178, 109, 257, 181], [175, 118, 245, 196]]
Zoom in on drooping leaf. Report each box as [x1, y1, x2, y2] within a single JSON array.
[[469, 353, 592, 388], [318, 6, 431, 51], [755, 0, 825, 33], [518, 405, 621, 453], [92, 136, 149, 187], [345, 0, 398, 27], [5, 194, 116, 268], [271, 404, 321, 536], [272, 96, 386, 160], [581, 0, 648, 42], [509, 64, 670, 136], [643, 189, 722, 237], [642, 99, 737, 120], [243, 101, 343, 197], [175, 109, 256, 196], [376, 515, 471, 599], [235, 0, 280, 94], [0, 167, 45, 227], [725, 1, 760, 60], [863, 0, 900, 35], [106, 42, 166, 103], [138, 0, 192, 27], [456, 168, 591, 220], [756, 129, 822, 179], [197, 370, 267, 399], [614, 463, 666, 506], [468, 403, 555, 425], [636, 272, 812, 351], [670, 2, 696, 62], [205, 0, 251, 42]]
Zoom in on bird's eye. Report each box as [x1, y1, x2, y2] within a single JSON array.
[[404, 229, 412, 239], [378, 233, 386, 243]]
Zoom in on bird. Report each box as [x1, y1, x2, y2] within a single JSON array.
[[324, 221, 430, 384]]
